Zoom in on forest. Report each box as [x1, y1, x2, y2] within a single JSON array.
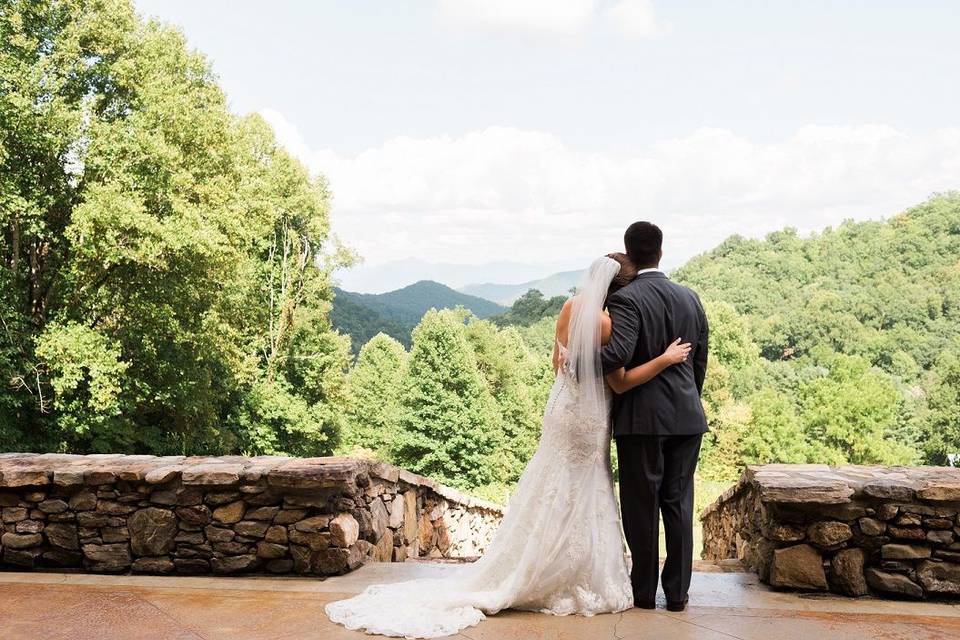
[[2, 1, 959, 505]]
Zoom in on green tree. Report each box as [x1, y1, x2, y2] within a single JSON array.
[[392, 309, 500, 490], [494, 289, 567, 327], [0, 0, 348, 455], [798, 353, 916, 465], [340, 333, 408, 456], [919, 351, 960, 465], [741, 389, 808, 465], [465, 320, 546, 485]]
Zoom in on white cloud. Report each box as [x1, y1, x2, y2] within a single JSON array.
[[260, 109, 960, 273], [437, 0, 597, 34], [436, 0, 665, 38], [603, 0, 665, 38]]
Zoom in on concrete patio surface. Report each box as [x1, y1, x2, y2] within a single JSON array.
[[2, 562, 959, 639]]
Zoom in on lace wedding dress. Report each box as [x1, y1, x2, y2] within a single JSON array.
[[326, 257, 633, 638]]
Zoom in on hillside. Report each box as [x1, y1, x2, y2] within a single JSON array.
[[674, 193, 960, 373], [460, 269, 584, 305], [668, 193, 960, 474], [332, 280, 506, 350]]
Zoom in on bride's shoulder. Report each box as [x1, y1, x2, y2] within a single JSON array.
[[555, 297, 574, 336]]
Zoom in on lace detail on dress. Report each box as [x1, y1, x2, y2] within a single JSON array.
[[325, 352, 633, 638]]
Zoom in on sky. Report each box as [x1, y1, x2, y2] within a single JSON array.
[[134, 0, 960, 292]]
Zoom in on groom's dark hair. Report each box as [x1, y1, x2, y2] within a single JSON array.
[[624, 221, 662, 268]]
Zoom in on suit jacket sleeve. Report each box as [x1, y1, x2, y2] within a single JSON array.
[[601, 292, 639, 376], [693, 295, 709, 395]]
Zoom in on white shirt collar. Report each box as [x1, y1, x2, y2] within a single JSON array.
[[635, 267, 663, 277]]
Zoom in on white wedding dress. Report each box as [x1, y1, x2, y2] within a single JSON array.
[[326, 257, 633, 638]]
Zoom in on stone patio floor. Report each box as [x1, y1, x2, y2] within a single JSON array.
[[2, 562, 960, 640]]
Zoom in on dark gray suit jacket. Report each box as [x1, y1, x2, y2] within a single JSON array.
[[600, 271, 709, 437]]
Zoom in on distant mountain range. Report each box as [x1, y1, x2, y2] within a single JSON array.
[[331, 280, 506, 351], [335, 258, 581, 294], [332, 268, 597, 351], [459, 269, 584, 305]]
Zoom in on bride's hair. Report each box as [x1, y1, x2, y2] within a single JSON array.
[[605, 252, 637, 300]]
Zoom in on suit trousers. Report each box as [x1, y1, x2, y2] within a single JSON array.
[[615, 433, 703, 606]]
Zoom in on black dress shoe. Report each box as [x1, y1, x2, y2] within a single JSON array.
[[635, 600, 656, 610], [665, 598, 688, 612]]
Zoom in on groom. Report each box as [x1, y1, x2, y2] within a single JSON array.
[[601, 221, 709, 612]]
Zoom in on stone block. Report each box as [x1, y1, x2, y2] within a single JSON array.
[[888, 526, 926, 541], [876, 504, 899, 521], [132, 557, 175, 574], [881, 543, 931, 560], [82, 543, 132, 572], [807, 521, 852, 548], [917, 481, 960, 502], [128, 508, 177, 556], [388, 495, 404, 529], [865, 568, 923, 598], [857, 517, 885, 537], [256, 542, 288, 559], [2, 507, 28, 523], [211, 554, 259, 574], [762, 523, 805, 542], [176, 505, 211, 525], [769, 544, 827, 590], [38, 499, 68, 514], [403, 491, 417, 544], [244, 506, 279, 521], [45, 523, 79, 550], [917, 560, 960, 595], [212, 501, 245, 524], [830, 548, 868, 596], [293, 516, 331, 533], [2, 468, 50, 487], [289, 529, 331, 551], [862, 482, 915, 501], [15, 520, 42, 534], [928, 530, 955, 546], [204, 525, 235, 543], [313, 548, 350, 574], [1, 532, 42, 549], [264, 525, 288, 544], [274, 509, 308, 525], [234, 520, 270, 538], [370, 497, 389, 539], [182, 464, 242, 486], [330, 513, 360, 548], [373, 531, 393, 562]]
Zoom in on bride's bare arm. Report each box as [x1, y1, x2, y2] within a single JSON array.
[[605, 338, 691, 394], [553, 299, 574, 374]]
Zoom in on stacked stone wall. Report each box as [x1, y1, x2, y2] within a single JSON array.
[[702, 464, 960, 599], [0, 454, 502, 576]]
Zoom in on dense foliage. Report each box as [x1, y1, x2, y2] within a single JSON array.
[[675, 193, 960, 478], [330, 280, 505, 351], [344, 310, 550, 498], [492, 289, 567, 327], [0, 0, 350, 455]]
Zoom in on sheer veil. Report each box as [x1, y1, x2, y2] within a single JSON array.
[[564, 256, 622, 421]]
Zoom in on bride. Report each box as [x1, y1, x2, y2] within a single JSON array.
[[326, 254, 692, 638]]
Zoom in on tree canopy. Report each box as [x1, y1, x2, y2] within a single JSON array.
[[0, 0, 349, 455]]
